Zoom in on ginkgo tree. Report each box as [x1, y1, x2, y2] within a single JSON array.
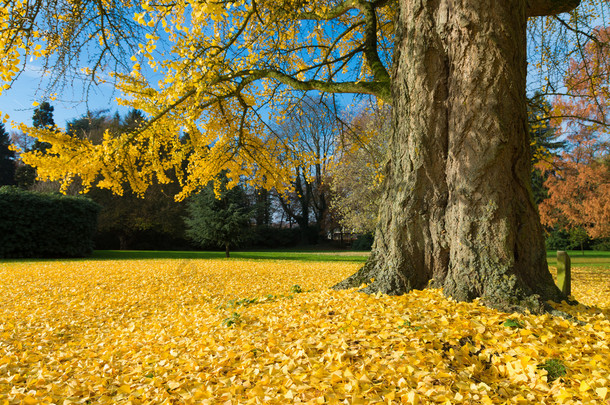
[[1, 0, 599, 313]]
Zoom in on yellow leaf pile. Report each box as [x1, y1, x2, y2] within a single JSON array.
[[0, 259, 609, 404]]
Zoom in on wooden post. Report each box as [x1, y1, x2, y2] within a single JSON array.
[[556, 251, 571, 297]]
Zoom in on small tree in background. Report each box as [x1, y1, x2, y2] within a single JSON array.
[[540, 157, 610, 241], [32, 101, 56, 153], [185, 177, 253, 257]]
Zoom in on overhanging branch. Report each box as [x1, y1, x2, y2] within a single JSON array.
[[257, 69, 391, 102], [527, 0, 581, 17]]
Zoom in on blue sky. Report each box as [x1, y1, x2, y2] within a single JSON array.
[[0, 64, 130, 131]]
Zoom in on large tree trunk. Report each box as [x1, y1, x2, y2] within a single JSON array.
[[335, 0, 575, 313]]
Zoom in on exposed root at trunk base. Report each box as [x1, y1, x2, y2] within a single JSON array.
[[480, 293, 546, 315], [332, 255, 414, 296], [480, 289, 581, 316], [332, 261, 377, 291]]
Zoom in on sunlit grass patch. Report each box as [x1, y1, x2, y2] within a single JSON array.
[[1, 258, 609, 404], [546, 250, 610, 268]]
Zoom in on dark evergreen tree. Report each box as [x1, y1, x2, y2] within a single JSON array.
[[32, 102, 56, 129], [527, 95, 565, 204], [122, 109, 146, 132], [185, 176, 253, 257], [32, 101, 56, 153], [14, 101, 58, 188], [0, 123, 16, 186]]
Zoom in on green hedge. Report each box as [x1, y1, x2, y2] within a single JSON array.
[[352, 233, 374, 251], [0, 187, 100, 258]]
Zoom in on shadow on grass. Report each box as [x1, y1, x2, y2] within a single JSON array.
[[85, 250, 370, 263], [0, 249, 367, 264]]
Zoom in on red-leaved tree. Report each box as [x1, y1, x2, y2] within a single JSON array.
[[540, 158, 610, 239], [541, 27, 610, 239]]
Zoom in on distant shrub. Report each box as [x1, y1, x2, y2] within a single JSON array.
[[545, 228, 570, 251], [94, 229, 195, 251], [591, 238, 610, 251], [250, 226, 302, 248], [352, 233, 374, 251], [0, 187, 100, 258]]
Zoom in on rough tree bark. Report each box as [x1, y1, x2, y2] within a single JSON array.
[[335, 0, 580, 314]]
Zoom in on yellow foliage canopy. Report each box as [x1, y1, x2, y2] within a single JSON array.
[[1, 0, 395, 198]]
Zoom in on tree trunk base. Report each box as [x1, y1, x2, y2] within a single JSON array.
[[334, 255, 573, 316]]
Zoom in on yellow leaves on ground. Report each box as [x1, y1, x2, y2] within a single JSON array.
[[549, 265, 610, 308], [0, 259, 609, 404]]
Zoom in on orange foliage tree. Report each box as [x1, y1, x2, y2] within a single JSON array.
[[540, 157, 610, 239], [552, 27, 610, 136], [541, 27, 610, 239]]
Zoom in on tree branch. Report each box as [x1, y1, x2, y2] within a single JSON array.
[[246, 68, 391, 102], [360, 0, 391, 86], [527, 0, 581, 17]]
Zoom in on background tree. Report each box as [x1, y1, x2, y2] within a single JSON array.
[[185, 176, 253, 257], [0, 123, 16, 186], [539, 24, 610, 246], [540, 152, 610, 241], [528, 95, 566, 204], [31, 101, 56, 153], [32, 101, 56, 128], [8, 0, 595, 313], [65, 109, 188, 249], [271, 96, 338, 244], [331, 102, 390, 234], [13, 102, 58, 188]]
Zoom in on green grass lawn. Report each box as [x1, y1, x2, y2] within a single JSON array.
[[4, 248, 609, 269], [546, 249, 610, 268], [90, 249, 610, 269]]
